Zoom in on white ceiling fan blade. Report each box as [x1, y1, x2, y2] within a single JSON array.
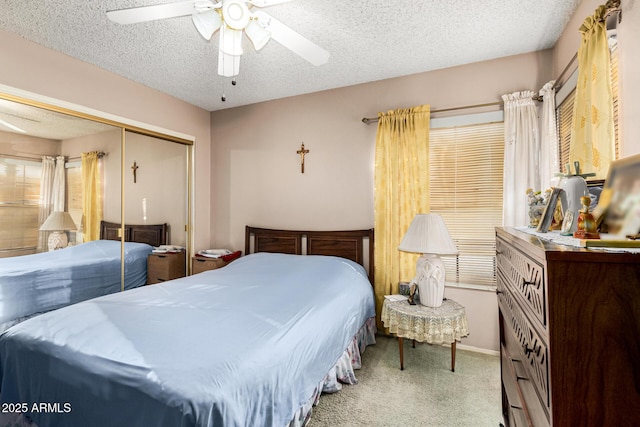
[[248, 0, 292, 8], [218, 26, 242, 77], [192, 10, 222, 40], [0, 118, 26, 133], [252, 10, 329, 66], [107, 0, 216, 25]]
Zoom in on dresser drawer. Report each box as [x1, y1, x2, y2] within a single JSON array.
[[500, 295, 550, 414], [191, 257, 227, 274], [147, 252, 186, 284], [496, 237, 547, 328], [501, 345, 530, 427]]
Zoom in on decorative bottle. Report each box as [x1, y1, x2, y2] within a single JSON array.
[[573, 195, 600, 239]]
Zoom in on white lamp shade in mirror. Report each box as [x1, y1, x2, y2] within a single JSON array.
[[39, 211, 77, 251], [398, 213, 458, 307]]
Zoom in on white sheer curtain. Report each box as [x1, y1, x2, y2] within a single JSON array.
[[37, 156, 66, 252], [502, 91, 540, 227], [37, 156, 56, 252], [52, 156, 66, 211], [539, 81, 559, 190]]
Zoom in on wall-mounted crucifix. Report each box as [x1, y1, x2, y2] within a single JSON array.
[[131, 161, 139, 183], [296, 143, 309, 173]]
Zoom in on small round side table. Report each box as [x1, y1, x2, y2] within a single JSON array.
[[381, 298, 469, 371]]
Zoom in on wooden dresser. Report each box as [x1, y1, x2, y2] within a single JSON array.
[[496, 227, 640, 427]]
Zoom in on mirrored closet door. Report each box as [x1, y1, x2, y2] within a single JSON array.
[[0, 91, 192, 293], [123, 130, 190, 285]]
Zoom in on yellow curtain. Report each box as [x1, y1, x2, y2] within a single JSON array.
[[570, 4, 615, 178], [81, 152, 102, 242], [373, 105, 430, 328]]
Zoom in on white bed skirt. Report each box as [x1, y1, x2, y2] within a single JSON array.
[[290, 316, 377, 427]]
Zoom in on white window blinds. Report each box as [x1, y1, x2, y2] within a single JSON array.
[[429, 121, 504, 288], [0, 157, 40, 257]]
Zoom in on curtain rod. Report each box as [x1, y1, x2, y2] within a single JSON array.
[[361, 96, 543, 124], [1, 151, 107, 162], [363, 3, 623, 125], [0, 153, 42, 162], [67, 151, 107, 162], [553, 52, 578, 92], [553, 2, 620, 92]]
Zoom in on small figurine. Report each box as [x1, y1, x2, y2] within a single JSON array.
[[408, 283, 417, 305], [573, 195, 600, 239], [527, 188, 547, 227], [526, 188, 544, 206]]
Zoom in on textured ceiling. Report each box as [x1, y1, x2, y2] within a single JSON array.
[[0, 0, 581, 113], [0, 99, 116, 140]]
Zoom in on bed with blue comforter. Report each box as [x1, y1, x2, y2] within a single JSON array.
[[0, 252, 375, 427], [0, 240, 152, 332]]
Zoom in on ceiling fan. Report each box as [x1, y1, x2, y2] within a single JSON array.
[[107, 0, 330, 77]]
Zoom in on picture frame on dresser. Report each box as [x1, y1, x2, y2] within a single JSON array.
[[536, 187, 561, 233], [598, 153, 640, 235]]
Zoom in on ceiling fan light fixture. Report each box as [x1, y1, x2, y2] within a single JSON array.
[[219, 25, 243, 55], [107, 0, 330, 78], [218, 51, 241, 77], [222, 0, 250, 30], [192, 10, 222, 40], [218, 26, 242, 76], [245, 18, 270, 51]]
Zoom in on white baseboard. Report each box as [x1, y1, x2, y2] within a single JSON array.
[[455, 343, 499, 356], [379, 333, 500, 356]]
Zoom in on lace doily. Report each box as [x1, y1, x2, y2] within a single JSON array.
[[381, 298, 469, 344]]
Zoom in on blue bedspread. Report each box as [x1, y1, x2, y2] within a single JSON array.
[[0, 240, 152, 327], [0, 253, 375, 427]]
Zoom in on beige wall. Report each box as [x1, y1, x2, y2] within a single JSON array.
[[211, 50, 553, 249], [0, 29, 211, 251], [123, 133, 189, 247], [61, 130, 189, 247], [618, 0, 640, 156], [211, 50, 553, 352], [0, 130, 60, 157], [553, 0, 640, 157], [61, 129, 121, 222]]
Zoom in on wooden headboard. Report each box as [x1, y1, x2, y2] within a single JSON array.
[[100, 221, 168, 247], [245, 226, 374, 283]]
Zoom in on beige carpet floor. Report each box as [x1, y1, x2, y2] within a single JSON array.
[[309, 335, 503, 427]]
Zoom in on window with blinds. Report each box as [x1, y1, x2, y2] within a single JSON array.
[[429, 121, 504, 288], [557, 45, 620, 171], [0, 157, 41, 257]]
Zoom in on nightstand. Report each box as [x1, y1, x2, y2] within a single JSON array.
[[191, 256, 227, 275], [147, 252, 186, 284], [381, 297, 469, 371]]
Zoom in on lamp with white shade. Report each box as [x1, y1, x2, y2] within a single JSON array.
[[398, 213, 458, 307], [39, 211, 77, 251]]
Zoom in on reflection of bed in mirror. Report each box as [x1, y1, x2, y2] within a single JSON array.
[[0, 226, 376, 427], [0, 221, 167, 332]]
